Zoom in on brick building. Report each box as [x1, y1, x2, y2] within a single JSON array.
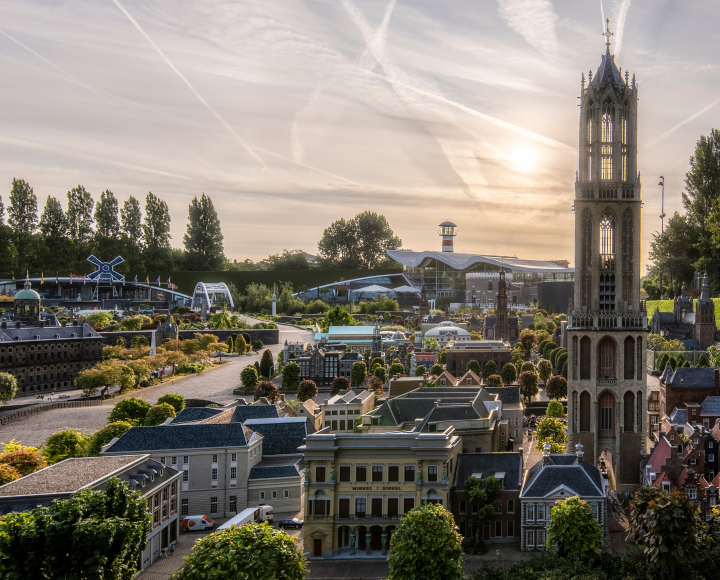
[[658, 366, 720, 418], [445, 340, 512, 378]]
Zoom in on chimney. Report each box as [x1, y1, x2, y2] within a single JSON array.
[[575, 442, 584, 461], [542, 441, 551, 465]]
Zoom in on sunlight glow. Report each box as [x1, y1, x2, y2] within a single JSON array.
[[513, 145, 536, 172]]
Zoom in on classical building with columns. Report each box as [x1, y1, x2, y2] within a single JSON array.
[[566, 29, 648, 492], [299, 427, 461, 559]]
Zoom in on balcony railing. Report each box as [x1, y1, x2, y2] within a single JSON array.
[[305, 514, 404, 522], [568, 303, 647, 330]]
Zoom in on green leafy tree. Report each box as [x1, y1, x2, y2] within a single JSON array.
[[142, 192, 172, 270], [0, 372, 18, 405], [321, 306, 355, 331], [143, 403, 176, 426], [0, 478, 151, 580], [546, 400, 564, 418], [8, 178, 38, 272], [388, 503, 463, 580], [438, 349, 447, 365], [463, 475, 502, 553], [94, 189, 121, 259], [254, 380, 280, 403], [297, 379, 318, 402], [538, 359, 552, 381], [429, 363, 443, 376], [555, 351, 568, 372], [370, 356, 384, 370], [414, 364, 427, 377], [466, 359, 481, 375], [485, 375, 503, 388], [535, 417, 567, 453], [157, 393, 185, 413], [43, 429, 91, 464], [331, 376, 350, 396], [561, 359, 568, 379], [120, 196, 143, 273], [183, 193, 225, 271], [627, 487, 700, 580], [501, 363, 516, 385], [698, 354, 710, 368], [521, 361, 536, 373], [546, 375, 568, 400], [423, 337, 440, 351], [38, 195, 69, 271], [550, 347, 566, 368], [520, 331, 538, 356], [519, 371, 539, 405], [543, 342, 559, 358], [389, 362, 405, 378], [373, 365, 387, 383], [282, 361, 300, 389], [351, 361, 367, 386], [87, 421, 132, 456], [260, 349, 274, 378], [483, 360, 497, 377], [108, 398, 151, 424], [234, 334, 248, 354], [0, 448, 47, 477], [130, 335, 148, 349], [241, 365, 259, 390], [174, 522, 307, 580], [66, 185, 95, 268], [546, 496, 603, 561]]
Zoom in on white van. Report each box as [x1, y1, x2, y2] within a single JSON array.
[[182, 515, 215, 531], [216, 505, 273, 532]]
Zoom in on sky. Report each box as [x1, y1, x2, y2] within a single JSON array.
[[1, 0, 719, 270]]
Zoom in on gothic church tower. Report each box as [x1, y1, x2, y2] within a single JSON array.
[[566, 24, 647, 491]]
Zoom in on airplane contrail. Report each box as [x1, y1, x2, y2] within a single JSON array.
[[111, 0, 267, 168], [614, 0, 632, 55], [643, 96, 720, 150]]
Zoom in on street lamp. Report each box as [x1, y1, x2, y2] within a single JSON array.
[[658, 176, 666, 299]]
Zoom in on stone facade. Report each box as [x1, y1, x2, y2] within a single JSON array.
[[445, 341, 512, 378]]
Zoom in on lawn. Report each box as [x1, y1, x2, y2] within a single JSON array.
[[645, 298, 720, 329]]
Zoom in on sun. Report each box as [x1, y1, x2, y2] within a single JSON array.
[[513, 145, 536, 172]]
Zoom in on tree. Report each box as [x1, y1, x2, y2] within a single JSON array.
[[8, 178, 38, 272], [234, 334, 248, 354], [331, 376, 350, 395], [485, 375, 503, 388], [483, 360, 497, 377], [143, 192, 172, 270], [143, 403, 176, 426], [367, 375, 384, 395], [538, 359, 552, 381], [254, 380, 280, 403], [351, 361, 367, 386], [164, 351, 188, 374], [108, 398, 151, 424], [43, 429, 91, 464], [0, 372, 18, 405], [555, 352, 568, 372], [0, 448, 47, 477], [183, 193, 225, 270], [414, 364, 426, 377], [370, 356, 384, 370], [66, 185, 95, 268], [543, 341, 559, 359], [521, 361, 536, 373], [87, 421, 132, 456], [501, 363, 516, 385], [174, 522, 306, 580], [261, 249, 310, 270], [463, 475, 502, 552], [519, 371, 539, 404], [423, 337, 440, 351], [157, 393, 185, 413], [430, 363, 443, 376], [317, 212, 401, 268], [282, 361, 300, 389], [75, 361, 136, 398], [389, 362, 405, 378], [546, 496, 603, 561], [388, 503, 463, 580], [535, 417, 567, 453], [38, 195, 68, 270], [466, 360, 481, 375], [627, 487, 700, 580], [373, 365, 387, 383], [546, 375, 568, 400], [0, 478, 150, 580], [120, 196, 143, 272], [240, 365, 259, 390], [260, 349, 274, 378], [520, 331, 538, 355], [94, 189, 121, 259], [546, 400, 564, 418], [297, 379, 318, 402]]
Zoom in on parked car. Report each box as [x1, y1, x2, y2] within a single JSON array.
[[278, 517, 303, 529], [58, 394, 70, 399], [182, 515, 215, 531]]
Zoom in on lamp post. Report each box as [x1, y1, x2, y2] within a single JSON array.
[[658, 176, 666, 299]]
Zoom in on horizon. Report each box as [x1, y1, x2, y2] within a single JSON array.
[[1, 1, 718, 270]]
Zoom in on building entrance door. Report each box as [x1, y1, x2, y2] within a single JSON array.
[[314, 539, 323, 557]]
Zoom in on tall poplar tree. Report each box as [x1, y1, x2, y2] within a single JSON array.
[[0, 196, 13, 275], [142, 192, 172, 271], [39, 196, 69, 272], [94, 189, 121, 260], [120, 196, 143, 274], [183, 193, 225, 271], [66, 185, 94, 270], [8, 178, 38, 273]]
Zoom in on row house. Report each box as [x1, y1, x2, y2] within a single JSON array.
[[320, 389, 375, 433]]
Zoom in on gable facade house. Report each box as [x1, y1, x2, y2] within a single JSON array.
[[444, 340, 513, 378], [320, 389, 375, 433], [282, 340, 311, 367], [520, 443, 608, 551], [658, 365, 720, 418], [300, 427, 461, 559], [0, 454, 181, 572], [101, 409, 307, 518], [451, 453, 523, 545]]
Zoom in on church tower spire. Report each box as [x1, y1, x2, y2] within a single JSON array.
[[567, 24, 647, 493]]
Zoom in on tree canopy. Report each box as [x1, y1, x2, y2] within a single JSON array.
[[183, 193, 225, 270]]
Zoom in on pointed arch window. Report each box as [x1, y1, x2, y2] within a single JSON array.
[[581, 210, 592, 308], [599, 211, 615, 257], [621, 101, 629, 181], [622, 209, 634, 303], [601, 100, 615, 180], [586, 102, 594, 180]]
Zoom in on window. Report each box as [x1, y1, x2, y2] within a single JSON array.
[[537, 504, 545, 521], [229, 496, 237, 512], [670, 435, 675, 441], [210, 497, 218, 514], [688, 488, 697, 500], [507, 520, 514, 537], [507, 499, 515, 514], [404, 465, 415, 483], [212, 454, 218, 463], [183, 456, 189, 464], [284, 490, 290, 498], [181, 499, 189, 515], [710, 454, 715, 462], [340, 420, 345, 431], [427, 465, 438, 482], [355, 498, 366, 517], [316, 466, 326, 483], [526, 530, 535, 548], [171, 456, 177, 465], [537, 529, 546, 548], [527, 504, 535, 521], [495, 521, 502, 537], [592, 503, 599, 521], [160, 456, 166, 464], [388, 465, 399, 482], [272, 491, 277, 499], [372, 466, 383, 482], [711, 442, 715, 448], [230, 467, 237, 479], [690, 458, 697, 465], [211, 468, 218, 481], [356, 466, 367, 482], [339, 466, 350, 482], [388, 497, 399, 517], [460, 500, 466, 514], [331, 421, 337, 431], [182, 470, 189, 482], [231, 453, 237, 462], [260, 491, 266, 500], [662, 482, 670, 492], [403, 497, 415, 513]]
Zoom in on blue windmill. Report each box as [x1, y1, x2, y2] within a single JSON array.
[[86, 255, 125, 299]]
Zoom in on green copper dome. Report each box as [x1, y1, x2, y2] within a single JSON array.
[[14, 281, 40, 300]]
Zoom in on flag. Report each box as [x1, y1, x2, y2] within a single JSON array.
[[83, 275, 86, 285], [134, 275, 138, 285], [145, 275, 150, 286], [40, 272, 44, 285], [167, 276, 171, 286], [156, 276, 161, 286], [56, 273, 59, 285]]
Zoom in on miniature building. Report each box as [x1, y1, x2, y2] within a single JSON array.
[[444, 340, 512, 377]]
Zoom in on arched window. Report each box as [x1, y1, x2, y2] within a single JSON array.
[[624, 336, 635, 379], [586, 102, 594, 180], [601, 99, 615, 180], [599, 391, 616, 437], [581, 210, 592, 308], [621, 101, 630, 181], [598, 337, 616, 378], [622, 209, 634, 303], [599, 211, 615, 256], [624, 391, 635, 433], [580, 391, 591, 432], [488, 281, 493, 291], [572, 336, 579, 380], [637, 391, 643, 433], [580, 336, 591, 379], [636, 337, 643, 380], [572, 390, 578, 432]]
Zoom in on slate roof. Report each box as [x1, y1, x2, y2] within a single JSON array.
[[231, 405, 280, 423], [249, 458, 304, 480], [242, 418, 306, 455], [105, 422, 254, 453], [591, 47, 623, 86], [645, 437, 673, 476], [171, 407, 227, 424], [454, 453, 523, 492], [484, 316, 496, 328], [485, 387, 522, 406], [655, 312, 675, 323], [508, 318, 519, 328], [0, 322, 100, 343], [668, 367, 717, 389], [668, 408, 688, 425], [327, 390, 373, 405], [521, 455, 604, 498], [703, 397, 720, 416], [682, 340, 700, 350]]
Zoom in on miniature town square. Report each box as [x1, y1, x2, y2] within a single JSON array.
[[0, 3, 718, 580]]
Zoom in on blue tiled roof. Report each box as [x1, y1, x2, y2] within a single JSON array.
[[231, 405, 279, 423], [106, 423, 253, 452], [668, 367, 717, 388], [249, 460, 304, 480], [521, 455, 603, 498], [454, 453, 523, 491], [701, 396, 720, 416], [171, 407, 226, 424], [242, 419, 306, 455]]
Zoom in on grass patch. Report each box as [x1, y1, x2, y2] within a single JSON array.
[[646, 297, 720, 329]]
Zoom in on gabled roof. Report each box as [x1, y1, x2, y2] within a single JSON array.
[[591, 47, 624, 87], [105, 422, 253, 453], [171, 407, 227, 424], [668, 407, 688, 425], [701, 397, 720, 416], [242, 418, 306, 455], [231, 405, 280, 423], [436, 371, 458, 385], [668, 367, 716, 389], [453, 453, 523, 492], [456, 370, 482, 385], [327, 389, 374, 405], [485, 386, 522, 406], [645, 436, 673, 475], [521, 455, 604, 498], [249, 458, 304, 480], [0, 323, 100, 342]]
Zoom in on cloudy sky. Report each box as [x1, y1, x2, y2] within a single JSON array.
[[1, 0, 718, 269]]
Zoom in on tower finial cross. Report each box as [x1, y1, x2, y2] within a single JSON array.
[[604, 18, 613, 48]]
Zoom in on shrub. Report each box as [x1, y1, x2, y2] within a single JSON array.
[[0, 463, 19, 485], [43, 429, 91, 463], [130, 335, 149, 349], [0, 448, 48, 477], [555, 351, 568, 371], [657, 353, 669, 370], [485, 374, 503, 388], [351, 361, 367, 386], [367, 375, 384, 396], [0, 372, 18, 405], [107, 397, 151, 424], [241, 365, 259, 391], [543, 342, 559, 358], [143, 403, 176, 426], [501, 363, 516, 385], [235, 334, 248, 354], [251, 340, 264, 350], [414, 364, 427, 377], [521, 361, 535, 373], [297, 380, 318, 402], [519, 371, 539, 404], [87, 421, 132, 456], [429, 363, 443, 376], [683, 360, 691, 367], [389, 362, 405, 378], [282, 361, 300, 388], [260, 349, 274, 378], [537, 359, 552, 381], [370, 356, 384, 371], [535, 416, 566, 453], [177, 362, 205, 374], [466, 360, 481, 375], [331, 376, 350, 396], [546, 375, 568, 400], [546, 399, 564, 418], [483, 360, 497, 377], [668, 356, 677, 370], [114, 337, 126, 347], [157, 393, 185, 413], [546, 496, 602, 561], [698, 354, 709, 368], [373, 366, 387, 383], [254, 381, 280, 403], [561, 360, 568, 379]]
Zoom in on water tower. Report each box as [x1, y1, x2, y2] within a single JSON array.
[[438, 221, 457, 252]]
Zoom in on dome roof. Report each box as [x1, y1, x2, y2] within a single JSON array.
[[425, 324, 470, 338], [15, 281, 40, 300]]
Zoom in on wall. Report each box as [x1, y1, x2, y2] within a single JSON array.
[[537, 281, 575, 314], [99, 328, 279, 346]]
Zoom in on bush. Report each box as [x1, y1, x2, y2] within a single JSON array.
[[543, 342, 559, 358], [483, 360, 497, 377], [535, 416, 566, 453], [485, 374, 503, 388], [0, 372, 18, 405], [235, 334, 248, 354], [174, 522, 307, 580], [555, 351, 568, 371], [114, 337, 126, 347], [521, 361, 535, 373], [668, 356, 677, 370], [501, 363, 516, 385], [331, 376, 350, 396], [241, 365, 259, 390], [657, 353, 669, 370], [260, 349, 274, 378], [414, 364, 427, 377], [157, 393, 185, 413], [254, 381, 280, 403], [177, 362, 205, 374], [430, 363, 444, 376], [282, 362, 300, 388], [130, 335, 149, 349], [546, 375, 568, 400], [546, 400, 564, 418], [351, 361, 367, 386], [561, 360, 568, 379], [538, 359, 552, 381], [370, 356, 384, 371], [0, 448, 48, 477], [466, 360, 481, 375], [143, 403, 176, 426], [698, 354, 709, 368], [388, 503, 463, 580], [373, 365, 387, 383], [43, 429, 91, 463], [546, 496, 602, 561], [251, 340, 264, 350], [297, 380, 318, 402], [107, 397, 151, 424], [389, 362, 405, 378], [87, 421, 132, 456]]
